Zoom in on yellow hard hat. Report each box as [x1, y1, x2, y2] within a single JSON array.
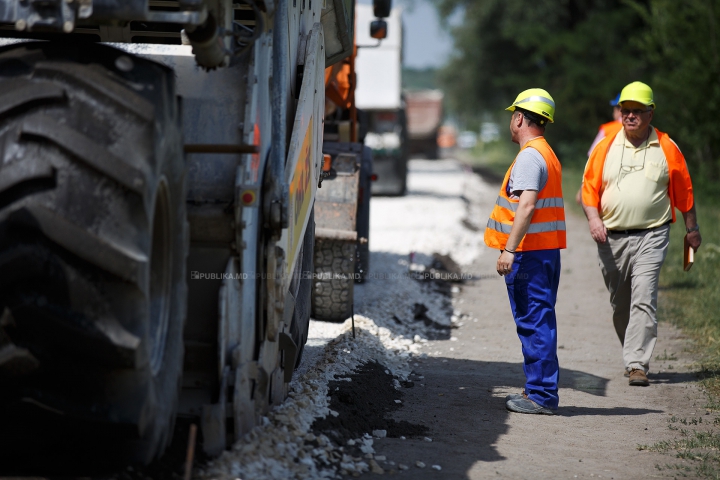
[[505, 88, 555, 124], [618, 81, 655, 109]]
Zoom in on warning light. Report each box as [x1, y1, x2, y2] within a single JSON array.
[[241, 191, 256, 205]]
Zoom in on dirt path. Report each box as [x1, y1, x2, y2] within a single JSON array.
[[357, 166, 706, 479]]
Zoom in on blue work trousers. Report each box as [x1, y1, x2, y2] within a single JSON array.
[[505, 249, 561, 410]]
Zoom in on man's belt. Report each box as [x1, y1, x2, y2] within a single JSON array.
[[608, 220, 671, 235]]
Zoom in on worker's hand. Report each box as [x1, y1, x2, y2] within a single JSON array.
[[497, 250, 515, 276], [588, 217, 608, 243], [687, 230, 702, 251]]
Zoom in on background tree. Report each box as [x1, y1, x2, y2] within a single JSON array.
[[435, 0, 650, 165], [627, 0, 720, 183]]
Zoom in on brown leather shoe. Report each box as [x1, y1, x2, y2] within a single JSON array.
[[628, 368, 649, 386]]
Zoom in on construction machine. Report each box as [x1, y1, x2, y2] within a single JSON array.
[[311, 0, 393, 322], [0, 0, 389, 466]]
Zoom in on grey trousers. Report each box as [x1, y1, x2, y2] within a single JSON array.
[[597, 224, 670, 373]]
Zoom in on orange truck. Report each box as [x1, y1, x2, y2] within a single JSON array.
[[405, 89, 444, 159]]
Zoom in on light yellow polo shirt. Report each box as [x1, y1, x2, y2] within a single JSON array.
[[600, 127, 672, 230]]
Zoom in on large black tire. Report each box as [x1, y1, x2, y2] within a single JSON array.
[[289, 208, 314, 367], [0, 42, 187, 466], [312, 240, 355, 322]]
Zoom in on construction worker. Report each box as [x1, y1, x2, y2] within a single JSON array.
[[581, 81, 701, 386], [575, 93, 623, 205], [485, 88, 566, 415]]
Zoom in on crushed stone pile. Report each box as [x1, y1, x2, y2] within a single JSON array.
[[199, 160, 491, 479]]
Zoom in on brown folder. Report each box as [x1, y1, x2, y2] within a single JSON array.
[[684, 235, 695, 271]]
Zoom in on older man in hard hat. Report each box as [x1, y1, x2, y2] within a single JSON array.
[[582, 81, 702, 386], [485, 88, 566, 415]]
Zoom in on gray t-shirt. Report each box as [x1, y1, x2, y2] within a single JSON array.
[[507, 147, 548, 199]]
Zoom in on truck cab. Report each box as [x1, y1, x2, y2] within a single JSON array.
[[355, 5, 408, 196]]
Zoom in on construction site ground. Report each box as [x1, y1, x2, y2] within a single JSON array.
[[350, 158, 709, 479], [1, 159, 710, 480]]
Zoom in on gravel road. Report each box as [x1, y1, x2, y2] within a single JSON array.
[[202, 159, 486, 479], [202, 158, 709, 479], [352, 159, 709, 479]]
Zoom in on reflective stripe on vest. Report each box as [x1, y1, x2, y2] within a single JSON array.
[[487, 219, 566, 235], [495, 196, 564, 212]]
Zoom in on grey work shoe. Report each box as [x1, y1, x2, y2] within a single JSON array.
[[505, 397, 555, 415], [504, 391, 525, 402], [628, 368, 649, 386]]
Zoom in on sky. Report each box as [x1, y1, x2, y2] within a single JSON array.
[[357, 0, 455, 69]]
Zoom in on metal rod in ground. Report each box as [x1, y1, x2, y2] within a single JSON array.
[[352, 303, 356, 339], [184, 423, 198, 480]]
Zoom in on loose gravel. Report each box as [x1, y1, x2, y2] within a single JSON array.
[[199, 160, 492, 479]]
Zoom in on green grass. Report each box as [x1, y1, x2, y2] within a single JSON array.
[[638, 416, 720, 478], [658, 193, 720, 400], [642, 187, 720, 479], [458, 140, 516, 180]]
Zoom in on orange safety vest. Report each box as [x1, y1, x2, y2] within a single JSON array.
[[484, 137, 567, 252], [581, 128, 694, 223], [599, 120, 622, 138]]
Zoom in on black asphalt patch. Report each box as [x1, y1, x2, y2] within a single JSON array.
[[312, 361, 428, 446]]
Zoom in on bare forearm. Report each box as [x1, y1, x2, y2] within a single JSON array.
[[583, 205, 608, 243], [505, 204, 535, 251], [497, 190, 537, 276], [682, 204, 698, 229], [683, 203, 702, 250], [582, 203, 601, 221]]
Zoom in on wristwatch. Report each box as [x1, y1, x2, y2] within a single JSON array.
[[687, 224, 700, 233]]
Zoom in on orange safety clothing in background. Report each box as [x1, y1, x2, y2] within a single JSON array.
[[325, 63, 352, 110], [599, 120, 622, 138], [587, 120, 623, 157], [485, 137, 567, 251], [582, 128, 694, 223]]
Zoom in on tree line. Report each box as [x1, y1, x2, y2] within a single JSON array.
[[434, 0, 720, 184]]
